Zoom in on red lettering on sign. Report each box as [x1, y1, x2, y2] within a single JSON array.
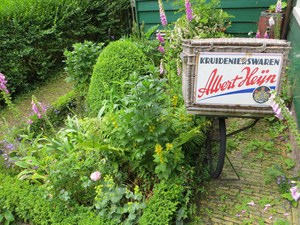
[[197, 67, 277, 99]]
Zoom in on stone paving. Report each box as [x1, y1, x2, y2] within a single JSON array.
[[196, 118, 299, 225]]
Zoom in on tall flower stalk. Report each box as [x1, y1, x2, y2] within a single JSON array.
[[31, 95, 56, 134], [0, 73, 22, 123], [185, 0, 193, 22], [158, 0, 168, 27], [270, 92, 300, 146], [274, 0, 282, 39]]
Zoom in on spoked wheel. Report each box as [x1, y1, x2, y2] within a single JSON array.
[[206, 117, 226, 179]]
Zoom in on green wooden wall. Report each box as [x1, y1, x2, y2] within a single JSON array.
[[135, 0, 278, 37], [287, 15, 300, 126]]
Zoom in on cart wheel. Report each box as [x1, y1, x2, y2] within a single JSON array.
[[206, 117, 226, 179]]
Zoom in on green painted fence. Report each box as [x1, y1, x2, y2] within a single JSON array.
[[135, 0, 278, 37]]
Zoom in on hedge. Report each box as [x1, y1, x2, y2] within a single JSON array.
[[0, 0, 130, 105]]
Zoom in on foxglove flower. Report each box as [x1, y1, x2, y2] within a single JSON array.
[[90, 171, 101, 181], [31, 100, 41, 118], [159, 45, 164, 53], [160, 61, 164, 74], [0, 73, 9, 93], [264, 32, 268, 39], [38, 102, 46, 113], [157, 33, 164, 43], [265, 204, 272, 207], [255, 31, 260, 38], [269, 17, 275, 26], [290, 186, 300, 201], [177, 60, 181, 76], [247, 200, 255, 206], [236, 214, 242, 217], [185, 0, 194, 22], [276, 0, 282, 12], [158, 0, 168, 27], [27, 119, 33, 125]]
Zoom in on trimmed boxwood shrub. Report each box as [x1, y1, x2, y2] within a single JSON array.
[[87, 40, 149, 116], [0, 0, 130, 105]]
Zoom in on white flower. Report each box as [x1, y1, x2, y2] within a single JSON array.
[[269, 17, 275, 26]]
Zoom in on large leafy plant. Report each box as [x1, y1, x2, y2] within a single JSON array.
[[64, 41, 104, 94]]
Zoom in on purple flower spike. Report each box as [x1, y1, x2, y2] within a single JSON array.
[[185, 0, 193, 22], [159, 45, 164, 53], [158, 0, 168, 27], [157, 33, 164, 43]]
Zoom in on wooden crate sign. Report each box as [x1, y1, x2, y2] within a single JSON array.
[[195, 52, 283, 106]]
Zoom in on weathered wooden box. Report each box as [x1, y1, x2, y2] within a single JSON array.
[[180, 38, 291, 118]]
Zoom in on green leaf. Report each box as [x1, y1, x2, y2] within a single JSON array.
[[292, 200, 298, 207], [281, 193, 294, 201], [15, 161, 29, 168], [0, 214, 4, 222], [258, 217, 265, 225], [17, 170, 36, 180], [4, 210, 14, 222]]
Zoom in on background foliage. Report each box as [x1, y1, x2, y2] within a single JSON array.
[[0, 0, 130, 105]]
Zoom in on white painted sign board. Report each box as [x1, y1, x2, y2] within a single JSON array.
[[194, 52, 283, 106]]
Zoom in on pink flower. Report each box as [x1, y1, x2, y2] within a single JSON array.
[[269, 216, 273, 220], [290, 186, 300, 201], [27, 119, 33, 125], [90, 171, 101, 181], [241, 210, 246, 213], [160, 61, 164, 74], [0, 73, 9, 93], [177, 67, 181, 76], [29, 160, 32, 162], [158, 0, 168, 27], [157, 33, 164, 43], [236, 214, 242, 217], [38, 102, 46, 113], [265, 204, 272, 207], [276, 0, 282, 12], [247, 200, 255, 206], [185, 0, 193, 22], [264, 32, 268, 39], [159, 45, 164, 53], [264, 207, 268, 212], [255, 31, 260, 38], [284, 213, 290, 216]]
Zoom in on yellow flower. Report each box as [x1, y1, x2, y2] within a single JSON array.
[[115, 126, 118, 129], [113, 121, 116, 125], [111, 117, 114, 120], [166, 143, 173, 151]]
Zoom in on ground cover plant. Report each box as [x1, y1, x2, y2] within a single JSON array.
[[3, 0, 300, 224]]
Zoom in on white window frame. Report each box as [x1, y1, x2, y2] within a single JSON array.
[[294, 0, 300, 26]]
